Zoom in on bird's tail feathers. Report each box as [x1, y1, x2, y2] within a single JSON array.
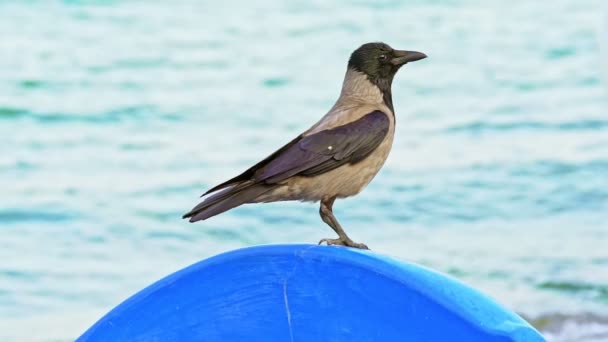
[[182, 182, 276, 222]]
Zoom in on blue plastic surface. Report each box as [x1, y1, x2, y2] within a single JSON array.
[[78, 244, 546, 341]]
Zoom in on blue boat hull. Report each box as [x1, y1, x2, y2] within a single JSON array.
[[78, 245, 545, 341]]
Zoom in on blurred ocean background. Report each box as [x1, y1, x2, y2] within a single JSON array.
[[1, 0, 607, 341]]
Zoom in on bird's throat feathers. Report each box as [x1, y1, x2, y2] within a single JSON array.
[[340, 68, 394, 113]]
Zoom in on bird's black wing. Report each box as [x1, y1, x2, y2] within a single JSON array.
[[184, 110, 390, 221], [202, 110, 390, 195], [254, 110, 390, 184]]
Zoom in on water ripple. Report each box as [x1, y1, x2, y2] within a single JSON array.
[[0, 209, 75, 223], [447, 119, 608, 134]]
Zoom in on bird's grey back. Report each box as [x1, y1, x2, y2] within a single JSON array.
[[305, 68, 392, 136]]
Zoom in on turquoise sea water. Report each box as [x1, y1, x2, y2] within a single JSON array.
[[1, 1, 607, 341]]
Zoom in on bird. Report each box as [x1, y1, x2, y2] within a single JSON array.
[[183, 42, 427, 249]]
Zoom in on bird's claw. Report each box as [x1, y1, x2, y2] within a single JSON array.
[[318, 238, 369, 250]]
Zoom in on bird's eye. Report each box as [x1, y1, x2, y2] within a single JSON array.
[[379, 54, 388, 61]]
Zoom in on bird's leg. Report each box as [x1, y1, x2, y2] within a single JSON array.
[[318, 197, 369, 250]]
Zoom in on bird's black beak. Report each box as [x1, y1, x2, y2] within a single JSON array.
[[390, 50, 427, 66]]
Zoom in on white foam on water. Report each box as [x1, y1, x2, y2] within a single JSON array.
[[544, 321, 608, 342]]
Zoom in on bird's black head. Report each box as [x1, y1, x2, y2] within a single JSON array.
[[347, 42, 426, 112], [348, 42, 427, 82]]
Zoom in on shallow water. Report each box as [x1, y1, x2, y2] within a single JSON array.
[[1, 1, 607, 341]]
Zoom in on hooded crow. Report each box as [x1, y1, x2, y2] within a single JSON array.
[[183, 42, 427, 249]]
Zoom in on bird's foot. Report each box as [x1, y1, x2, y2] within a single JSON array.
[[318, 237, 369, 250]]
